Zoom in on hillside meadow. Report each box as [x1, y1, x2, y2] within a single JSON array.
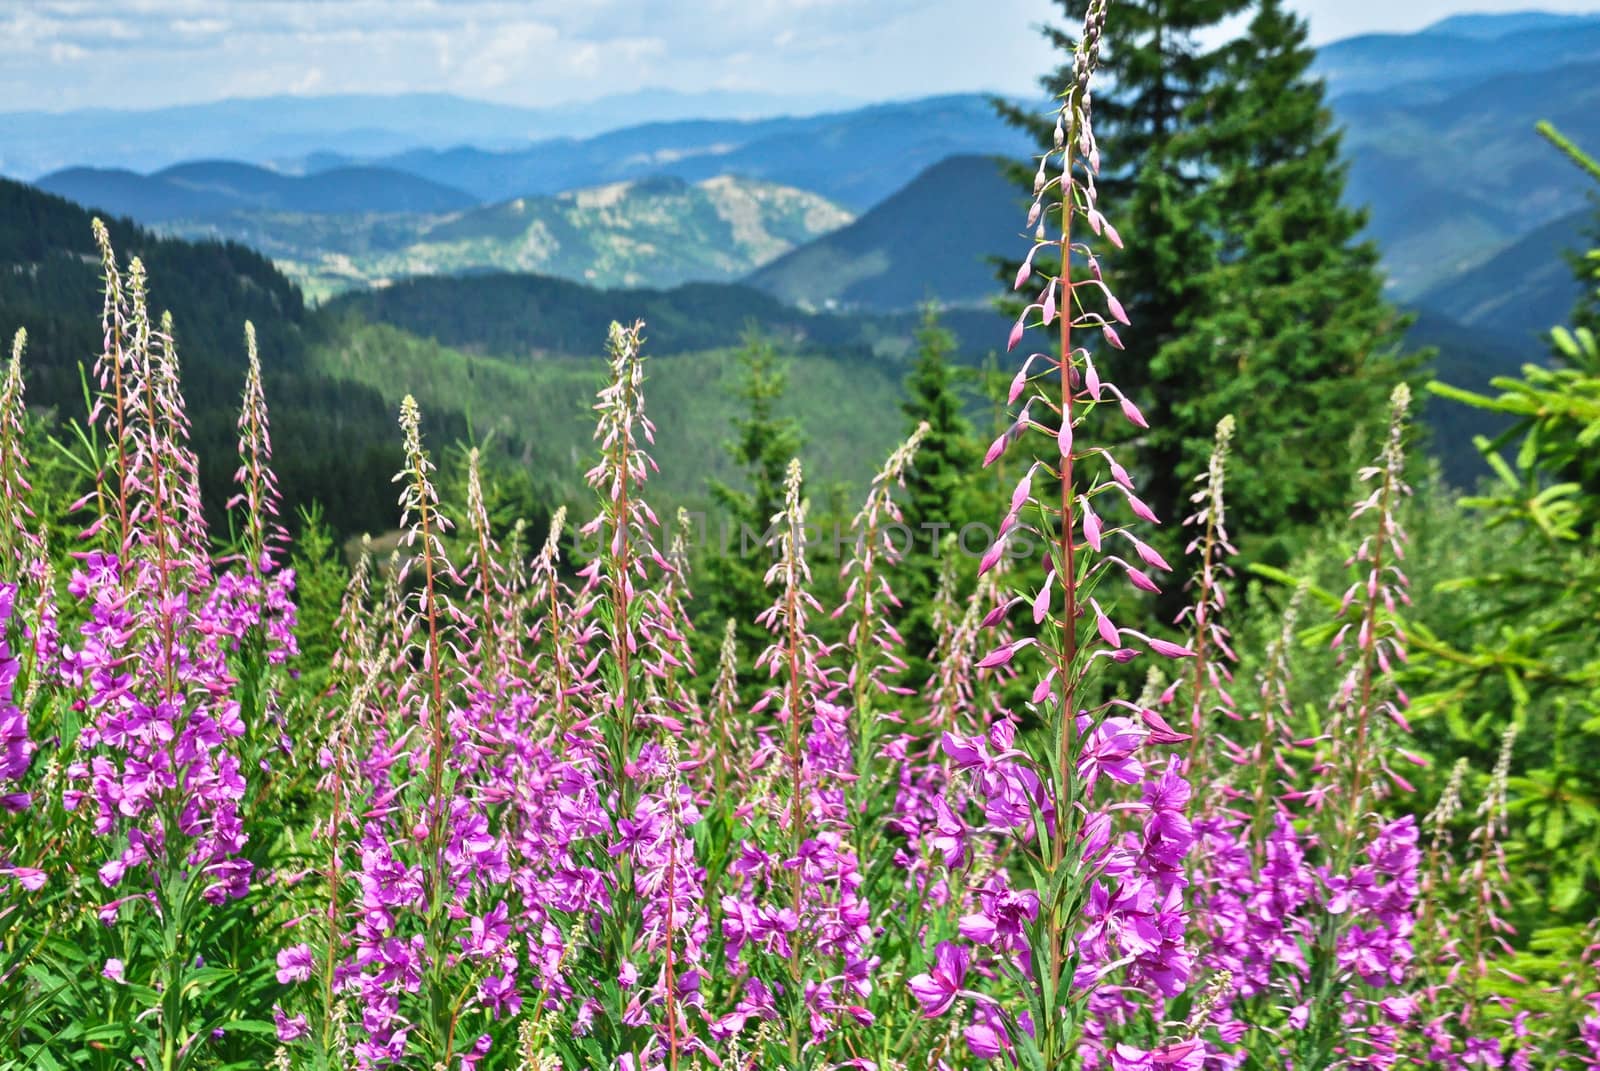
[[2, 2, 1600, 1070]]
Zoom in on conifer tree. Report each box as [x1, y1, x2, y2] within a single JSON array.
[[1149, 0, 1413, 570], [1538, 122, 1600, 345], [897, 305, 984, 676], [699, 330, 804, 672], [1001, 0, 1412, 587], [995, 0, 1246, 562]]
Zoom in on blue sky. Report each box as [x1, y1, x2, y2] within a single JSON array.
[[2, 0, 1599, 112]]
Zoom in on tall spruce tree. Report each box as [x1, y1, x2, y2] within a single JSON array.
[[898, 305, 985, 677], [1001, 0, 1412, 597], [1149, 0, 1413, 571], [698, 330, 804, 673]]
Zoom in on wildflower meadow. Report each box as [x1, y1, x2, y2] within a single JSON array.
[[3, 5, 1600, 1070]]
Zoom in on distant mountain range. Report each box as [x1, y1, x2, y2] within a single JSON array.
[[16, 11, 1597, 318], [0, 89, 863, 180], [36, 161, 477, 221], [327, 95, 1033, 213], [26, 94, 1031, 220], [1310, 12, 1600, 98], [1341, 58, 1600, 298]]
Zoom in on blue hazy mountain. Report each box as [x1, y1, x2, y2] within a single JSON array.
[[337, 95, 1034, 213], [745, 154, 1021, 310], [1311, 11, 1600, 97], [35, 161, 479, 221], [0, 89, 862, 180], [1340, 58, 1600, 297]]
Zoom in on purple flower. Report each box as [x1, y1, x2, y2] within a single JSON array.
[[1077, 715, 1146, 790], [960, 873, 1040, 954], [908, 941, 968, 1018], [275, 943, 314, 985], [478, 971, 522, 1019], [0, 866, 44, 890], [272, 1006, 309, 1042], [0, 583, 33, 809], [929, 798, 968, 868]]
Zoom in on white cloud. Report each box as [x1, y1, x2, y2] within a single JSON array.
[[1, 0, 1597, 112], [290, 66, 325, 94]]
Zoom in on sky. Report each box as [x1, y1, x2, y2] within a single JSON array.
[[2, 0, 1600, 113]]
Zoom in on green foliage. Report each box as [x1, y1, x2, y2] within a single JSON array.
[[320, 267, 1004, 365], [286, 505, 348, 697], [698, 331, 807, 674], [1152, 0, 1417, 571], [1000, 0, 1414, 605], [896, 306, 990, 676], [308, 318, 909, 517]]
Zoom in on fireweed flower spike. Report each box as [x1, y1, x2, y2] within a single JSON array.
[[88, 218, 135, 550], [1173, 416, 1239, 791], [722, 457, 871, 1065], [1178, 387, 1427, 1067], [326, 395, 521, 1068], [1330, 383, 1416, 830], [525, 504, 593, 737], [1409, 724, 1523, 1063], [835, 422, 927, 853], [51, 238, 303, 1066], [923, 2, 1198, 1065], [0, 330, 45, 576], [542, 320, 710, 1069], [0, 331, 50, 827], [649, 508, 703, 742], [280, 543, 376, 1057], [0, 583, 32, 819]]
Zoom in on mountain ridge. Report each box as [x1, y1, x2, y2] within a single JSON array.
[[145, 174, 852, 300], [745, 154, 1019, 311], [1311, 15, 1600, 96], [335, 94, 1034, 212], [0, 89, 865, 180], [1420, 11, 1600, 38], [36, 161, 478, 221]]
